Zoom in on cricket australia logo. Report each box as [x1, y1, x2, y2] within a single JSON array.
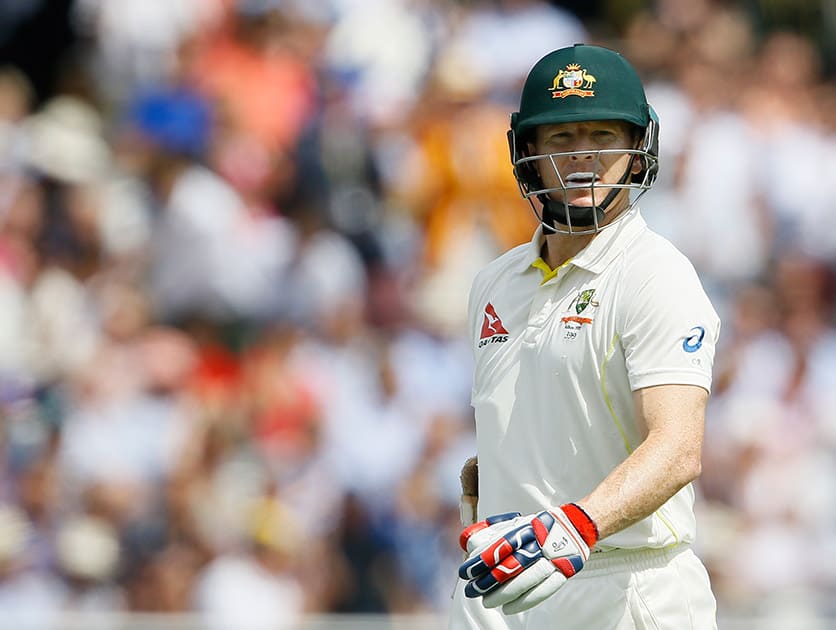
[[561, 289, 597, 341], [549, 63, 596, 99], [575, 289, 597, 314], [478, 303, 509, 348]]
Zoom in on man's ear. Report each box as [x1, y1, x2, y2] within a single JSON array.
[[524, 140, 537, 157], [630, 128, 644, 175]]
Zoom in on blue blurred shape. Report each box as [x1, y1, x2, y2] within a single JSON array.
[[129, 87, 212, 158]]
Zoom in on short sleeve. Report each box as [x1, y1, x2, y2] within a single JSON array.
[[618, 246, 721, 393]]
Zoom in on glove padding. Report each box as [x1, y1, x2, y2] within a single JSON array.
[[458, 504, 598, 614]]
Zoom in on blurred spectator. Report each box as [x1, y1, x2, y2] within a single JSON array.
[[241, 324, 322, 470], [434, 0, 587, 99], [73, 0, 223, 100], [0, 174, 101, 389], [0, 66, 33, 175], [387, 79, 537, 334], [123, 85, 297, 321], [0, 504, 65, 628], [742, 32, 836, 260], [278, 192, 369, 330], [192, 484, 305, 630], [187, 2, 317, 154], [320, 0, 437, 126], [24, 95, 110, 185], [53, 514, 124, 612]]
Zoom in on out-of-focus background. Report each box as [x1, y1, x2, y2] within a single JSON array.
[[0, 0, 833, 628]]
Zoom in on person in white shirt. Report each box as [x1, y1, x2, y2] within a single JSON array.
[[450, 44, 720, 630]]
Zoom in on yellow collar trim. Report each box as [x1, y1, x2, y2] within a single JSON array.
[[531, 257, 573, 285]]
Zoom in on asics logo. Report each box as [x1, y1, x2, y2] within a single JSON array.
[[683, 326, 705, 353]]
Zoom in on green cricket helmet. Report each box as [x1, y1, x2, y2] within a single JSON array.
[[508, 44, 660, 234]]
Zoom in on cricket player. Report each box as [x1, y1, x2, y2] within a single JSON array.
[[450, 44, 720, 629]]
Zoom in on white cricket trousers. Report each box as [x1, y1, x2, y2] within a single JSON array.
[[449, 544, 717, 630]]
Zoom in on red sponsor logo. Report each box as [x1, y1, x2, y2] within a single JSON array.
[[479, 303, 509, 347]]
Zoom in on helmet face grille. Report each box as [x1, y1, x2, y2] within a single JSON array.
[[508, 134, 659, 235]]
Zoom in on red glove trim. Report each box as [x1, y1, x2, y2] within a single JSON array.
[[460, 521, 489, 551], [552, 556, 579, 578], [560, 503, 599, 548]]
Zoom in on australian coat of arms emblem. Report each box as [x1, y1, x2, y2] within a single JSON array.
[[549, 64, 596, 98]]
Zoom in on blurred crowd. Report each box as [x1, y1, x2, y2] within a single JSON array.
[[0, 0, 834, 627]]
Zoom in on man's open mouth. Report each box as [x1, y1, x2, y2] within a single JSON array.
[[564, 172, 600, 188]]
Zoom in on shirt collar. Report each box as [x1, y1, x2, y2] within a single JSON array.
[[518, 225, 548, 273], [518, 207, 647, 275]]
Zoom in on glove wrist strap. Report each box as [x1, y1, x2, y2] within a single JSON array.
[[560, 503, 599, 548]]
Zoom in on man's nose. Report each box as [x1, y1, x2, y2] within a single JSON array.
[[570, 150, 595, 161]]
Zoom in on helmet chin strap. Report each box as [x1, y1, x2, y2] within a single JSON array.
[[539, 195, 610, 229], [538, 161, 634, 231]]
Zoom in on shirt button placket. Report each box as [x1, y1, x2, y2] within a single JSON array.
[[523, 275, 560, 344]]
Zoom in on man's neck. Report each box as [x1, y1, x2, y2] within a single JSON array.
[[542, 231, 595, 269], [541, 200, 632, 268]]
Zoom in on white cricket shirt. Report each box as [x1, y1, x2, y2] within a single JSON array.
[[467, 208, 720, 549]]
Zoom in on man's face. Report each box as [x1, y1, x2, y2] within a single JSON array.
[[529, 120, 642, 212]]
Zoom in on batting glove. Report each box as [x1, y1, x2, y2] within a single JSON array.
[[458, 504, 598, 614]]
